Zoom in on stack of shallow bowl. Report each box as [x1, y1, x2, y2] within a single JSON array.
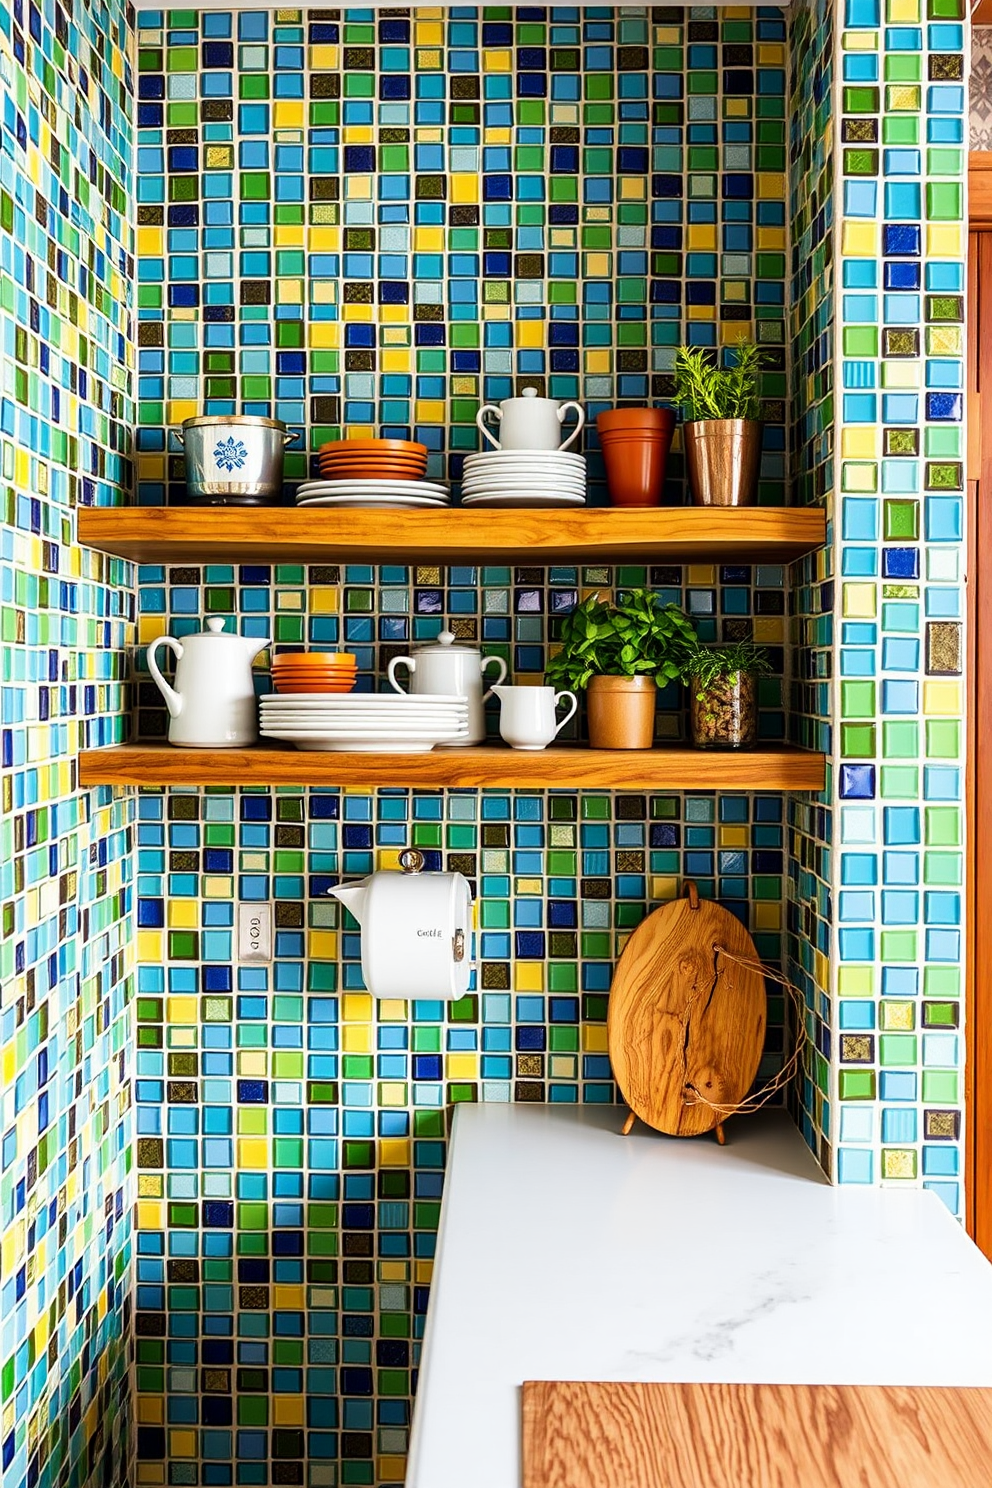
[[259, 694, 470, 753], [270, 652, 357, 695], [460, 449, 587, 507], [295, 438, 450, 509]]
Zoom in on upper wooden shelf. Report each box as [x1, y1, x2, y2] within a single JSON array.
[[79, 744, 826, 792], [77, 506, 827, 567]]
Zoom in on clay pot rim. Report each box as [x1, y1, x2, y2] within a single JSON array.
[[599, 429, 674, 440], [588, 672, 658, 688], [597, 408, 674, 427]]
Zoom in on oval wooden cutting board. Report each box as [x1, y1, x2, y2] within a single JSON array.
[[607, 885, 766, 1136]]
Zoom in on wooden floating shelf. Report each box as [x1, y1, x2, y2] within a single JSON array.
[[77, 506, 826, 567], [79, 744, 826, 792]]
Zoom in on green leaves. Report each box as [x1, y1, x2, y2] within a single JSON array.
[[677, 637, 772, 691], [545, 590, 698, 690], [672, 337, 769, 423]]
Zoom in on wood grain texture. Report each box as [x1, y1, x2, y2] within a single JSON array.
[[970, 153, 992, 231], [521, 1380, 992, 1488], [76, 505, 826, 566], [607, 889, 765, 1136], [77, 744, 827, 791]]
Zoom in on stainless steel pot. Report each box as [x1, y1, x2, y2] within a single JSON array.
[[177, 415, 296, 505]]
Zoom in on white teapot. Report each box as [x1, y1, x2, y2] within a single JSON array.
[[146, 617, 268, 748], [387, 630, 507, 746], [476, 387, 585, 452]]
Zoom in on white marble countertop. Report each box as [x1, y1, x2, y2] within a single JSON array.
[[405, 1104, 992, 1488]]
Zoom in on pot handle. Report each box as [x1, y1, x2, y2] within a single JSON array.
[[283, 428, 301, 446], [553, 690, 578, 736], [387, 656, 415, 693], [480, 653, 508, 702], [557, 402, 586, 452], [146, 636, 184, 719], [476, 404, 502, 451], [174, 428, 185, 446]]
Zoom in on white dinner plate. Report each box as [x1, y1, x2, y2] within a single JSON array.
[[462, 479, 586, 494], [463, 462, 586, 477], [296, 479, 450, 496], [296, 496, 450, 509], [261, 692, 469, 706], [460, 492, 587, 508], [261, 716, 468, 729], [464, 452, 585, 467]]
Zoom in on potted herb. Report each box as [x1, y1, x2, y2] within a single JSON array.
[[679, 638, 771, 750], [671, 339, 769, 507], [546, 590, 696, 749]]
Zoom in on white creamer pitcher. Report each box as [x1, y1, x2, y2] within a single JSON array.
[[493, 685, 578, 751], [387, 630, 507, 746], [476, 387, 585, 452], [146, 617, 268, 747]]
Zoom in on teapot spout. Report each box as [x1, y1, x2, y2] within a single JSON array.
[[326, 881, 369, 926]]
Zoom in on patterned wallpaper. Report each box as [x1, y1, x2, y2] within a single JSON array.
[[130, 9, 803, 1488], [0, 0, 135, 1486]]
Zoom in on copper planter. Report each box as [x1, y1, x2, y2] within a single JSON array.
[[683, 418, 762, 507]]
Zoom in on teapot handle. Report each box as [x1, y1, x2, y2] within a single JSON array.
[[480, 654, 508, 702], [557, 402, 586, 452], [553, 690, 578, 735], [476, 404, 502, 451], [146, 636, 184, 719], [387, 656, 415, 693]]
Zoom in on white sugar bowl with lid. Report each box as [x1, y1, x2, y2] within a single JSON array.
[[387, 630, 507, 746], [476, 387, 585, 452]]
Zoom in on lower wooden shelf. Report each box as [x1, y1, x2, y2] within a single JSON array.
[[78, 744, 826, 791]]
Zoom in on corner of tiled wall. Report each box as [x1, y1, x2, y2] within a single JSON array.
[[0, 0, 136, 1485]]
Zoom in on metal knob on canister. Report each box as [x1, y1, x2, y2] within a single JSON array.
[[177, 414, 297, 506]]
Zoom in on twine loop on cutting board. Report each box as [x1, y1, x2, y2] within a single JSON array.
[[681, 943, 809, 1119]]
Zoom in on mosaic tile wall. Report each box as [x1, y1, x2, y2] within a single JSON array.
[[785, 0, 836, 1170], [130, 10, 806, 1487], [0, 0, 136, 1486], [832, 0, 968, 1203], [133, 3, 792, 504]]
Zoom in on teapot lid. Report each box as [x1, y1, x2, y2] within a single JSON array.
[[195, 617, 238, 639], [414, 628, 480, 655]]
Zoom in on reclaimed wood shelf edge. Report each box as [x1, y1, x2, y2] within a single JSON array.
[[78, 744, 827, 791], [77, 506, 827, 565]]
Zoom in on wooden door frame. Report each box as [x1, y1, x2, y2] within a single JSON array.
[[967, 156, 992, 1253]]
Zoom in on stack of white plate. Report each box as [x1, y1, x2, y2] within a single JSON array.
[[460, 450, 587, 507], [259, 693, 470, 752], [296, 480, 450, 510]]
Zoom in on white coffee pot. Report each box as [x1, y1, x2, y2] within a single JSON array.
[[326, 848, 473, 999], [388, 630, 507, 746], [146, 617, 268, 747], [476, 387, 585, 452]]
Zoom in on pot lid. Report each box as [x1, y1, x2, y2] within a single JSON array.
[[187, 617, 241, 641], [413, 628, 480, 655]]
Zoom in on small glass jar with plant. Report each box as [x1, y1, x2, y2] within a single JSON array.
[[679, 637, 771, 750], [671, 338, 769, 508], [546, 589, 697, 750]]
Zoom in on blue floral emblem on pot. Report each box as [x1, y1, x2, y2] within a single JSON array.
[[213, 436, 248, 472]]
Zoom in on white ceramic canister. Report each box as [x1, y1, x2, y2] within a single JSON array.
[[493, 685, 578, 750], [476, 387, 585, 452], [146, 617, 269, 747], [326, 849, 473, 999], [387, 630, 507, 746]]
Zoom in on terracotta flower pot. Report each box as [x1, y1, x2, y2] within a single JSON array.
[[598, 411, 676, 506], [587, 674, 657, 749], [597, 407, 671, 434]]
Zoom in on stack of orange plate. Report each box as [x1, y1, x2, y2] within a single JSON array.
[[317, 438, 428, 482], [271, 653, 358, 695]]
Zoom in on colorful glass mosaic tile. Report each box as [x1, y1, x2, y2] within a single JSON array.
[[0, 0, 135, 1486], [133, 3, 791, 507]]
